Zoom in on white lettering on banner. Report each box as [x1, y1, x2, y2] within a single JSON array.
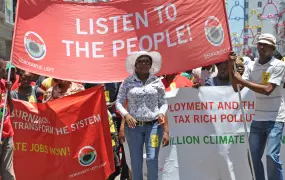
[[96, 18, 108, 34], [92, 42, 104, 58], [13, 122, 54, 134], [68, 162, 106, 178], [124, 87, 285, 180], [204, 47, 231, 59], [62, 40, 74, 57], [70, 114, 101, 131], [112, 24, 193, 56], [63, 3, 194, 58], [76, 41, 89, 58], [18, 58, 55, 72]]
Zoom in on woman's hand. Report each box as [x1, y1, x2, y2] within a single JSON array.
[[158, 113, 165, 126], [124, 114, 137, 128], [162, 132, 170, 147]]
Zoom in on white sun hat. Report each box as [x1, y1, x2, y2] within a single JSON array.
[[257, 33, 276, 46], [125, 51, 162, 75]]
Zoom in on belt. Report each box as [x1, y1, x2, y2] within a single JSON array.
[[136, 120, 158, 126]]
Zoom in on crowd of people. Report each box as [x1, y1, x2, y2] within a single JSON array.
[[0, 33, 284, 180]]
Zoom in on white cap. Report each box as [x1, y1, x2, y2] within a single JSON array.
[[257, 33, 276, 46], [125, 51, 162, 75]]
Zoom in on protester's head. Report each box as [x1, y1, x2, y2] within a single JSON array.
[[31, 73, 40, 82], [126, 51, 162, 76], [216, 61, 229, 80], [19, 71, 33, 88], [257, 33, 276, 58], [5, 62, 17, 82], [0, 60, 6, 78], [57, 80, 72, 91], [135, 55, 153, 75], [236, 57, 245, 75], [16, 68, 24, 76]]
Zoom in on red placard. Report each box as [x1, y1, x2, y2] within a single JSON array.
[[12, 86, 114, 180], [12, 0, 231, 82]]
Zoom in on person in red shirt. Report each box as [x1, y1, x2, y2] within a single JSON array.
[[162, 73, 193, 92], [1, 62, 19, 92], [0, 60, 15, 180]]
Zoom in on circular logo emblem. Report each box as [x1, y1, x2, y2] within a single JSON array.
[[78, 146, 97, 167], [24, 31, 47, 61], [204, 16, 224, 46]]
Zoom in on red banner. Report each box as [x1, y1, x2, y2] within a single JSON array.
[[12, 0, 231, 83], [12, 86, 114, 180]]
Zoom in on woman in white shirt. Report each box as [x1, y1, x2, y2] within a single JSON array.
[[116, 51, 169, 180]]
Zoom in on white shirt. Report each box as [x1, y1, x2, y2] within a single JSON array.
[[193, 66, 218, 85], [242, 56, 254, 73], [115, 74, 168, 122], [243, 57, 285, 122]]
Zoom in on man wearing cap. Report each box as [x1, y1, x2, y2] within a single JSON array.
[[229, 33, 285, 180]]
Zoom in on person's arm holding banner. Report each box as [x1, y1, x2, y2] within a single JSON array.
[[228, 52, 245, 92], [229, 52, 281, 96], [162, 116, 169, 147], [157, 83, 169, 146], [6, 81, 14, 113]]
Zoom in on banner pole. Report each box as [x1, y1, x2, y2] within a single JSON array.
[[0, 0, 20, 143], [233, 63, 256, 180], [221, 0, 256, 178], [0, 61, 12, 143]]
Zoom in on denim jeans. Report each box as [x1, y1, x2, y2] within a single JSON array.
[[249, 120, 284, 180], [125, 120, 163, 180]]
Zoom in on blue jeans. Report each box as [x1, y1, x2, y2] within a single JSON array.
[[125, 121, 163, 180], [249, 121, 284, 180]]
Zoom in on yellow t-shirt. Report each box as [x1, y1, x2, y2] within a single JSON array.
[[41, 78, 56, 91], [108, 111, 116, 147]]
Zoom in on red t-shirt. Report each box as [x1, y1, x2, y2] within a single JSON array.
[[1, 75, 20, 92], [162, 75, 193, 92], [0, 87, 14, 138]]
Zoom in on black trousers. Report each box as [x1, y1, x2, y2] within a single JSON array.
[[114, 117, 130, 179]]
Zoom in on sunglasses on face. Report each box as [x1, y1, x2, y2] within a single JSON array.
[[136, 59, 152, 65]]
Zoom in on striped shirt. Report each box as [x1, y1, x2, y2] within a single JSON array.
[[243, 57, 285, 122]]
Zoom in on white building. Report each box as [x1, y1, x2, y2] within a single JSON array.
[[0, 0, 14, 61], [277, 0, 285, 55], [247, 0, 284, 56]]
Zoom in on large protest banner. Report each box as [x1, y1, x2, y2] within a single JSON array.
[[124, 87, 285, 180], [12, 0, 231, 83], [11, 86, 114, 180]]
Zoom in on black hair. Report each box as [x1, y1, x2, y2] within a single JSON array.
[[216, 61, 228, 67], [135, 55, 153, 66]]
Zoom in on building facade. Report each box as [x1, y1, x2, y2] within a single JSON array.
[[0, 0, 15, 61], [247, 0, 285, 56]]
